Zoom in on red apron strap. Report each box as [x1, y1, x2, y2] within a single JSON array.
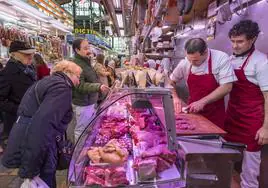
[[208, 51, 212, 74], [241, 49, 255, 70]]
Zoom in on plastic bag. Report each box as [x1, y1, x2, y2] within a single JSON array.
[[20, 177, 49, 188]]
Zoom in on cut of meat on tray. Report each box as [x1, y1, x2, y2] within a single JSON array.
[[141, 144, 170, 158], [133, 157, 158, 181], [84, 167, 105, 186], [84, 166, 129, 187], [141, 144, 177, 163], [105, 167, 129, 186], [118, 136, 133, 152], [133, 145, 177, 180]]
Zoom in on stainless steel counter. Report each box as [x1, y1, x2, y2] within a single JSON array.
[[177, 139, 242, 188]]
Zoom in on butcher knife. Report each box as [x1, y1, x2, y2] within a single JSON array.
[[180, 135, 220, 140], [177, 137, 246, 150]]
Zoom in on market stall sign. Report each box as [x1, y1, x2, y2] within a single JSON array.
[[74, 28, 107, 43]]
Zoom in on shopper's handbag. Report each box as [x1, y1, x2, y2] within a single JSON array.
[[55, 133, 73, 170], [35, 83, 73, 170]]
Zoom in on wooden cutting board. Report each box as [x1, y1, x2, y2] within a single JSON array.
[[175, 113, 226, 136]]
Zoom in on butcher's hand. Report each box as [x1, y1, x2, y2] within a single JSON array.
[[255, 126, 268, 145], [187, 99, 207, 113], [100, 85, 110, 93]]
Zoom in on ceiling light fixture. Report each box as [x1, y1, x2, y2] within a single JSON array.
[[120, 29, 124, 36], [113, 0, 121, 9], [116, 13, 123, 28], [166, 31, 173, 35], [162, 25, 170, 29]]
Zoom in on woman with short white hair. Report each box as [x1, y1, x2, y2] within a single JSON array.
[[2, 60, 82, 188]]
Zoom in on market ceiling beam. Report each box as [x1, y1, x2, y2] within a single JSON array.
[[129, 0, 137, 36], [101, 0, 120, 36], [54, 0, 71, 5], [121, 0, 133, 37], [26, 0, 73, 27]]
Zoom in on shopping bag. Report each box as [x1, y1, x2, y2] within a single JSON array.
[[20, 176, 49, 188]]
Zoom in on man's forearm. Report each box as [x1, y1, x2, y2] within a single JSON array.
[[201, 82, 233, 105], [262, 92, 268, 129]]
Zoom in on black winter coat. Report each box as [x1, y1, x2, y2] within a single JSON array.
[[2, 72, 73, 179], [0, 58, 36, 132]]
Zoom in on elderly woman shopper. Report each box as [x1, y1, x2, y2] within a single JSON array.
[[2, 60, 82, 188]]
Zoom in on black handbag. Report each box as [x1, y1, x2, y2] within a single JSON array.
[[35, 83, 73, 170], [55, 133, 73, 170]]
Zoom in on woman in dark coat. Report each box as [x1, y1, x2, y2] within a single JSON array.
[[2, 60, 82, 188]]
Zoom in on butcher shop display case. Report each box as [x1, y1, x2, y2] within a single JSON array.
[[68, 87, 186, 187], [67, 87, 243, 188]]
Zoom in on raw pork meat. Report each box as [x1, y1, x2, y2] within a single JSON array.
[[133, 144, 177, 178], [133, 157, 158, 180], [84, 166, 129, 187], [84, 166, 105, 186], [176, 117, 196, 130]]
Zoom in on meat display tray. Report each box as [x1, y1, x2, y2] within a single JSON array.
[[176, 113, 226, 136]]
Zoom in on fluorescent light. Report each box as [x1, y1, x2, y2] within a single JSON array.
[[116, 13, 123, 28], [113, 0, 121, 9], [14, 6, 48, 23], [120, 29, 124, 36], [167, 31, 173, 35], [162, 25, 170, 29], [25, 22, 40, 28], [41, 27, 50, 31], [51, 23, 71, 33], [0, 11, 19, 21]]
